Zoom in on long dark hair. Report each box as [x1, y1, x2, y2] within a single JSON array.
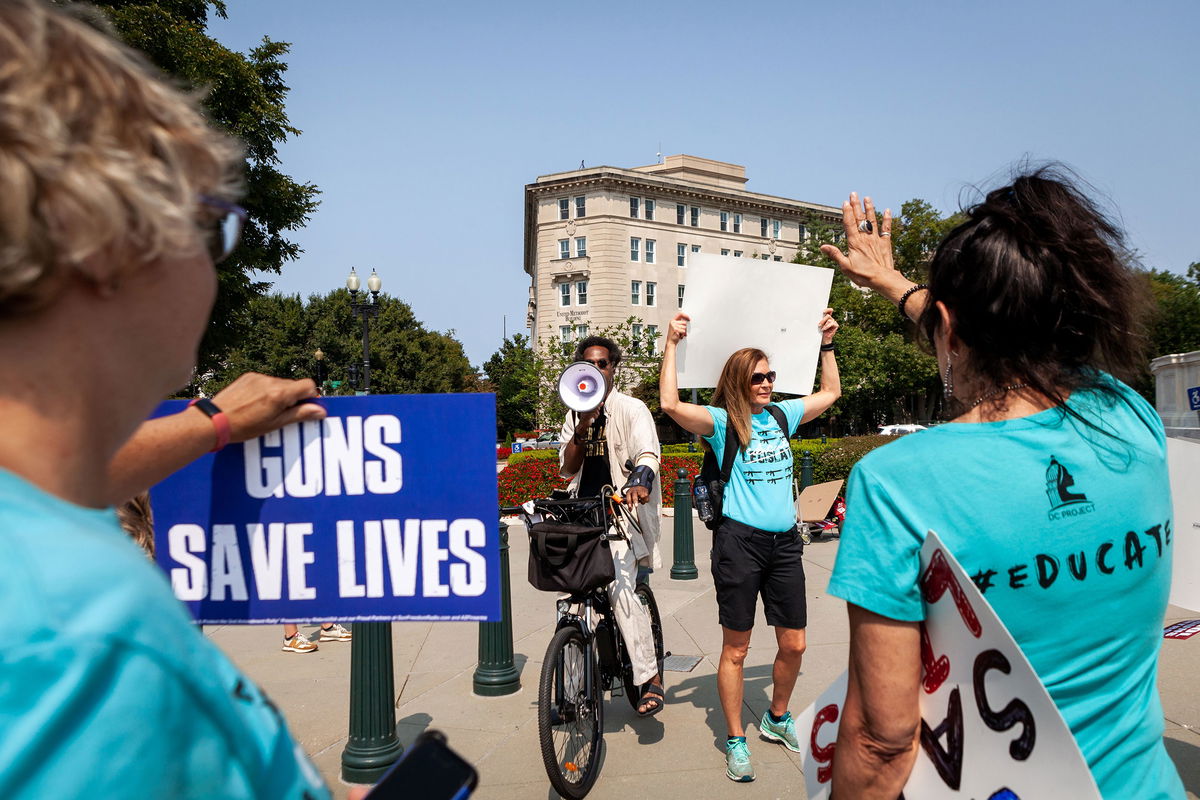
[[917, 165, 1150, 412], [712, 347, 769, 450]]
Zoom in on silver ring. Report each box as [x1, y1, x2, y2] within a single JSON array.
[[857, 220, 873, 233], [880, 231, 891, 237]]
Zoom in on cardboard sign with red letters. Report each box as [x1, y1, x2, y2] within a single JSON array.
[[796, 530, 1099, 799]]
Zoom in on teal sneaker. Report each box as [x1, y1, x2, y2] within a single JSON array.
[[759, 710, 801, 752], [725, 737, 755, 782]]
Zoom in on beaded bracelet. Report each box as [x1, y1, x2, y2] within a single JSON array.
[[897, 283, 929, 321]]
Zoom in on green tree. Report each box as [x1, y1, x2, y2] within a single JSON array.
[[483, 334, 537, 440], [205, 290, 478, 396], [793, 202, 958, 432], [1146, 266, 1200, 360], [86, 1, 320, 377]]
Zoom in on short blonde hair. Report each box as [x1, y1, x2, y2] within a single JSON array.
[[0, 0, 242, 314]]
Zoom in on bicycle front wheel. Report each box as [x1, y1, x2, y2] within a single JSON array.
[[623, 582, 666, 710], [538, 625, 603, 798]]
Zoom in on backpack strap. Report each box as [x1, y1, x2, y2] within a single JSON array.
[[718, 421, 740, 483], [765, 403, 791, 439]]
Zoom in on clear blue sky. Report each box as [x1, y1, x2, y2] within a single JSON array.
[[209, 0, 1199, 367]]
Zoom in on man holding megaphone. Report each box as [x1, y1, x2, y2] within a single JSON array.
[[557, 336, 666, 717]]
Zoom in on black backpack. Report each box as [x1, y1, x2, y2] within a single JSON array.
[[694, 404, 790, 531]]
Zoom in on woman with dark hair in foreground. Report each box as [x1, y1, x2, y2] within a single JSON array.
[[821, 170, 1184, 798]]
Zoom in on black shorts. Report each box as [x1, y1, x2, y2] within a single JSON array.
[[711, 518, 807, 631]]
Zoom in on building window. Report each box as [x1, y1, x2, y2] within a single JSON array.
[[761, 217, 768, 237], [773, 255, 783, 261], [647, 325, 659, 349], [559, 198, 569, 220], [576, 324, 589, 339], [798, 224, 807, 241], [644, 199, 655, 220], [560, 325, 572, 343], [733, 213, 742, 234], [630, 197, 640, 218], [575, 236, 587, 257], [631, 323, 643, 351], [677, 243, 686, 267], [646, 239, 656, 264], [691, 244, 700, 255], [773, 219, 781, 239], [720, 211, 729, 231], [677, 284, 685, 308], [631, 280, 641, 305], [558, 239, 570, 260], [575, 195, 586, 217], [762, 254, 770, 260], [630, 237, 640, 262], [733, 250, 743, 257], [646, 281, 657, 307], [576, 280, 588, 304], [560, 283, 571, 306], [721, 248, 730, 256], [690, 206, 700, 227], [676, 203, 685, 224]]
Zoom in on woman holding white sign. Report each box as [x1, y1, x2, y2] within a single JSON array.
[[821, 170, 1184, 798], [660, 309, 840, 783]]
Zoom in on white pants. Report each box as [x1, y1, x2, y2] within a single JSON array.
[[607, 536, 658, 686]]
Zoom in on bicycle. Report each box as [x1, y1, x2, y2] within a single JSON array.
[[504, 488, 667, 799]]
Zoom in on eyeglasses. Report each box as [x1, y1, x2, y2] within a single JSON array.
[[750, 371, 777, 385], [198, 195, 248, 264], [584, 358, 610, 370]]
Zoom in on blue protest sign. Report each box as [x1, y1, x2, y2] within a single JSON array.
[[150, 394, 499, 624], [1188, 386, 1200, 411]]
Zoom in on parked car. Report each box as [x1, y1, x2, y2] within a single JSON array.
[[530, 431, 563, 450], [879, 423, 928, 436]]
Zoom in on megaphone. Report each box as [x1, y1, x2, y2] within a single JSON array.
[[557, 361, 607, 413]]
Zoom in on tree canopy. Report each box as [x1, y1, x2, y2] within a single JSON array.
[[85, 0, 320, 377], [206, 291, 480, 396]]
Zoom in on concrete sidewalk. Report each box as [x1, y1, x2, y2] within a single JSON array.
[[206, 512, 1200, 799]]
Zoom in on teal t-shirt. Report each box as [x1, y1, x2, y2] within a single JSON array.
[[827, 376, 1183, 799], [703, 398, 805, 533], [0, 470, 330, 799]]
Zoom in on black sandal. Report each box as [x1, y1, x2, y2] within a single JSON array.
[[637, 683, 665, 717]]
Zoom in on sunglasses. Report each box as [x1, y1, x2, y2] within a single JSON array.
[[198, 195, 248, 264], [584, 358, 611, 370], [750, 371, 777, 386]]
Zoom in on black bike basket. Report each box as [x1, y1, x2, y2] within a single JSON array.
[[526, 497, 615, 593]]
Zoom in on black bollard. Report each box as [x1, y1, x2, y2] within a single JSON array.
[[800, 450, 813, 490], [473, 517, 521, 696], [670, 468, 698, 580]]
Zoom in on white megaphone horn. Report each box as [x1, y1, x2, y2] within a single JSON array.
[[557, 361, 607, 413]]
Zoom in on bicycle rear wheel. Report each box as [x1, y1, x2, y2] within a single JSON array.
[[538, 625, 603, 798], [623, 582, 666, 711]]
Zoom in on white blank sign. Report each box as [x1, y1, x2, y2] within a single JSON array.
[[677, 253, 833, 395]]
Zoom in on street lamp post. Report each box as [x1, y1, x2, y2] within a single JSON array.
[[340, 267, 402, 784], [347, 267, 382, 394], [313, 348, 326, 394]]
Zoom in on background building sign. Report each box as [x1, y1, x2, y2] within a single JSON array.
[[151, 394, 500, 624]]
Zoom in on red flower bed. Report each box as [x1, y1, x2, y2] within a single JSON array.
[[497, 452, 702, 508], [496, 446, 512, 460], [497, 457, 569, 507]]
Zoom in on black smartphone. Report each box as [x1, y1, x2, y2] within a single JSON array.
[[365, 730, 479, 800]]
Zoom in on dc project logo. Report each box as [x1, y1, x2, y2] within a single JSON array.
[[1045, 456, 1096, 521]]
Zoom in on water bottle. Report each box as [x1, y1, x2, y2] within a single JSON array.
[[693, 481, 714, 523]]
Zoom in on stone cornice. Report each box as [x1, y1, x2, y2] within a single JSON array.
[[526, 167, 839, 219]]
